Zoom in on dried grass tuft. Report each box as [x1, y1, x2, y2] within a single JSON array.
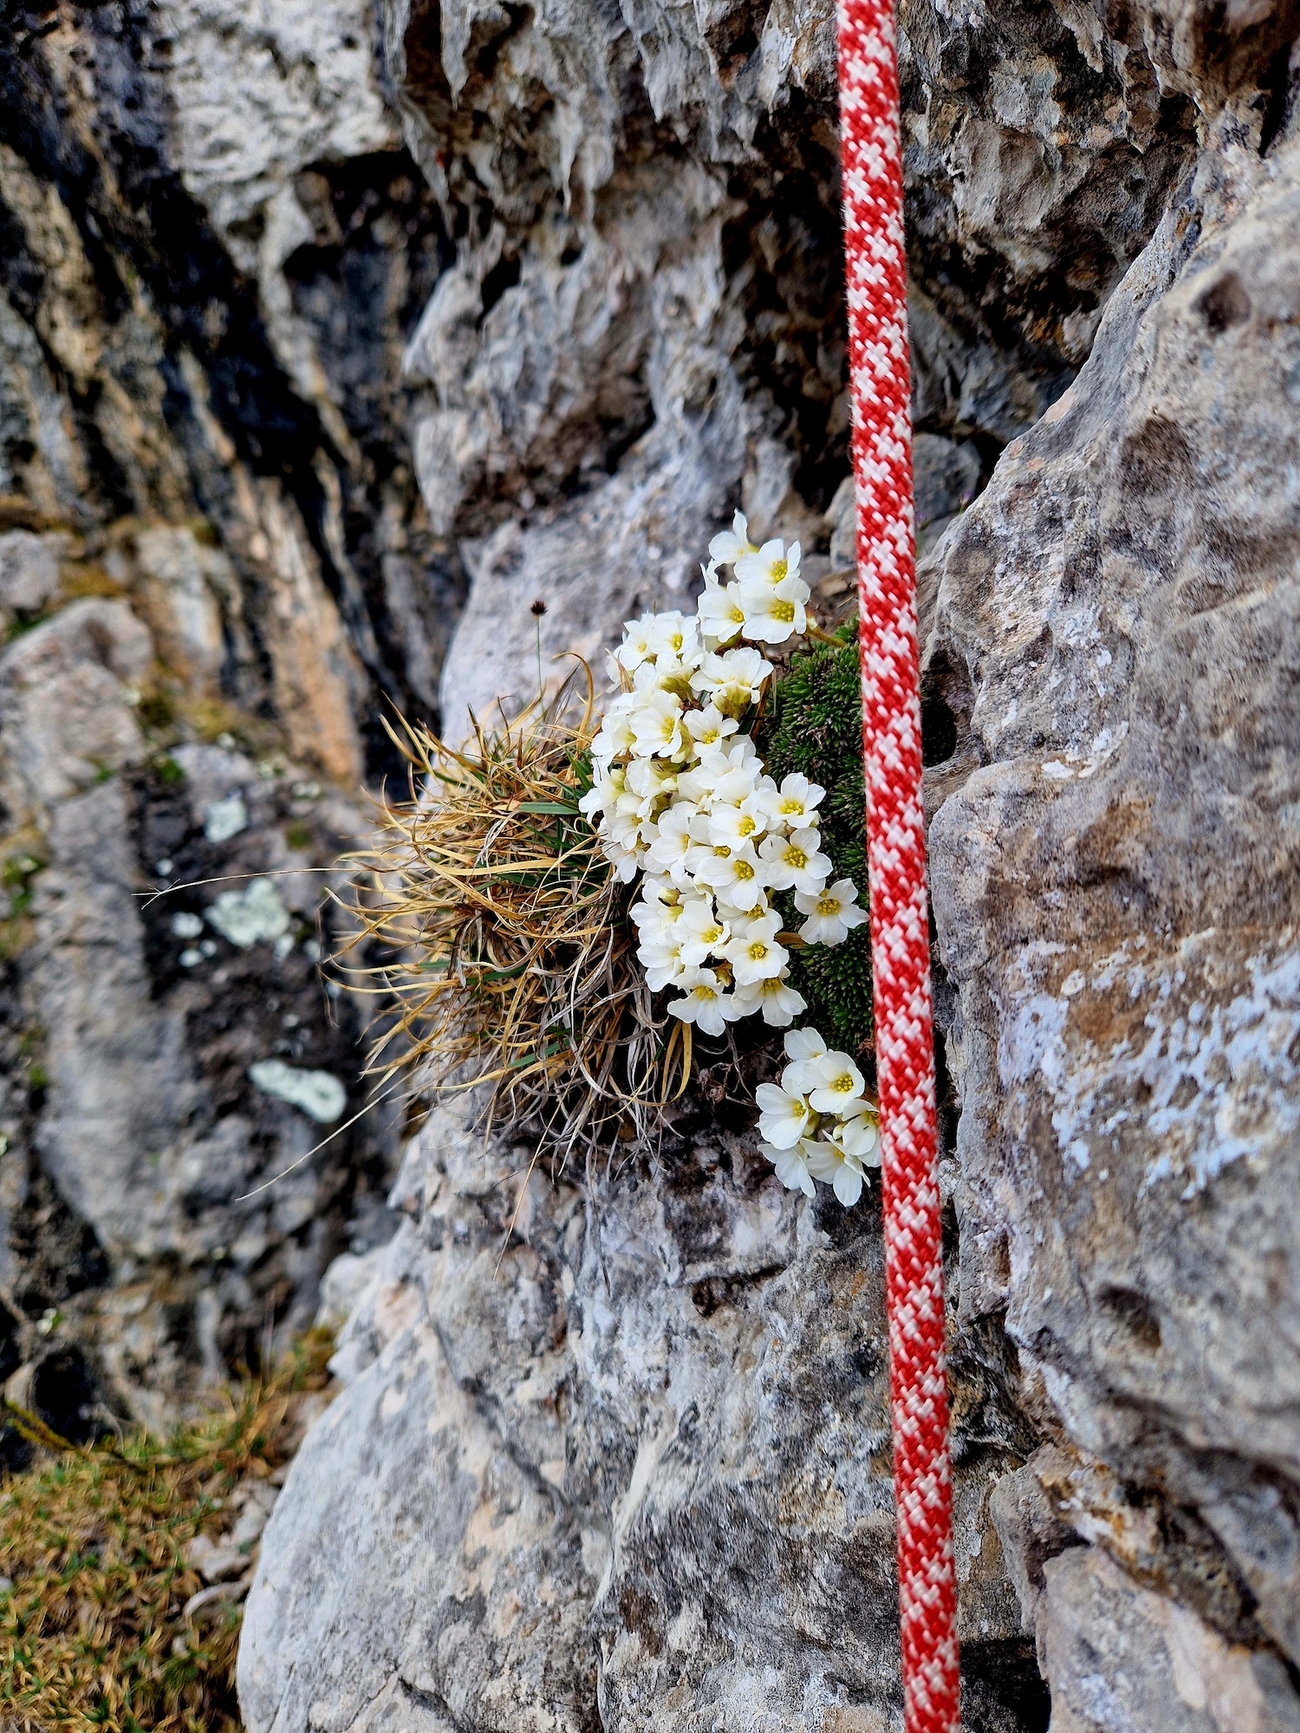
[[336, 672, 687, 1164]]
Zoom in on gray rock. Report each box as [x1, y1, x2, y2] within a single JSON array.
[[1038, 1546, 1300, 1733], [240, 1094, 1029, 1732], [0, 530, 63, 615], [0, 0, 1296, 1722], [246, 4, 1300, 1732], [925, 116, 1300, 1677], [0, 599, 150, 817]]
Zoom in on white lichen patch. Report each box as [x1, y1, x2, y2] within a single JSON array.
[[1000, 934, 1300, 1195], [204, 793, 249, 843], [248, 1058, 345, 1123], [206, 878, 290, 948]]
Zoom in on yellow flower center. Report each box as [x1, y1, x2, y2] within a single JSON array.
[[703, 924, 723, 944], [713, 844, 731, 858], [771, 599, 795, 624], [780, 798, 802, 815], [771, 559, 788, 582], [830, 1073, 855, 1095], [693, 985, 717, 1002], [670, 632, 683, 651], [816, 895, 839, 916], [748, 941, 768, 961], [786, 845, 807, 869], [733, 859, 755, 881], [737, 815, 757, 836]]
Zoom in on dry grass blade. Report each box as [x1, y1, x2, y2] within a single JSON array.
[[335, 676, 682, 1164]]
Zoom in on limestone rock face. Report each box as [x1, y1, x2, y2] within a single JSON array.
[[240, 1103, 1035, 1733], [2, 0, 1300, 1725], [0, 0, 441, 1413], [241, 0, 1300, 1728], [925, 116, 1300, 1677]]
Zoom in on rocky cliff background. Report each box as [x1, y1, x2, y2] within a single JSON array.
[[1, 1, 1299, 1729]]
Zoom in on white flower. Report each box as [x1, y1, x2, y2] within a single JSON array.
[[735, 537, 801, 594], [591, 700, 636, 766], [645, 611, 701, 666], [804, 1135, 865, 1206], [624, 755, 678, 819], [638, 924, 691, 992], [677, 895, 731, 965], [757, 827, 832, 895], [629, 689, 688, 761], [690, 647, 773, 718], [697, 580, 747, 647], [721, 910, 789, 985], [733, 974, 807, 1027], [643, 801, 697, 884], [599, 830, 642, 883], [636, 653, 698, 700], [616, 613, 662, 671], [578, 767, 621, 824], [795, 877, 868, 945], [708, 510, 757, 568], [668, 967, 741, 1038], [677, 737, 761, 808], [707, 793, 767, 850], [838, 1104, 881, 1166], [736, 573, 810, 645], [683, 703, 738, 755], [760, 1138, 816, 1198], [783, 1026, 826, 1064], [788, 1045, 867, 1116], [688, 840, 771, 912], [755, 1079, 815, 1148], [631, 892, 682, 949], [760, 773, 825, 831]]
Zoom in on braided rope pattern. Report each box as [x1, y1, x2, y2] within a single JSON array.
[[835, 4, 960, 1728]]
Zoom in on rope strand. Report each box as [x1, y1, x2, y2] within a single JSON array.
[[835, 4, 960, 1727]]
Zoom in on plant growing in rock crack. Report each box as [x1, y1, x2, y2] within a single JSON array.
[[335, 674, 678, 1164], [344, 511, 880, 1205]]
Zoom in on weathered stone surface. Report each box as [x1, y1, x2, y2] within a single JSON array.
[[242, 1097, 1036, 1733], [1038, 1546, 1300, 1733], [0, 1, 445, 1415], [3, 0, 1300, 1723], [240, 1, 1300, 1730], [0, 599, 151, 815], [19, 735, 396, 1419], [924, 113, 1300, 1689]]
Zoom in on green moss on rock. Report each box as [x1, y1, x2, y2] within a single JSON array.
[[756, 628, 874, 1058]]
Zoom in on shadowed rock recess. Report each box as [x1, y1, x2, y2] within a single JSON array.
[[0, 0, 1298, 1726]]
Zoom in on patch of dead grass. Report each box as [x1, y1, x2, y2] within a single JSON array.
[[0, 1330, 333, 1733]]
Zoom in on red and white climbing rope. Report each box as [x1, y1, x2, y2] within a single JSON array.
[[836, 3, 960, 1729]]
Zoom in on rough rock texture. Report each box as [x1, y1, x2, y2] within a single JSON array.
[[0, 2, 449, 1422], [241, 0, 1300, 1728], [924, 98, 1300, 1682], [4, 0, 1300, 1725], [242, 1100, 1039, 1733]]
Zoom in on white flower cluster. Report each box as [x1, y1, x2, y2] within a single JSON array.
[[756, 1031, 880, 1206], [578, 512, 867, 1044]]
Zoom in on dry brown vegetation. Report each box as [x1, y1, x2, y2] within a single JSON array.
[[0, 1332, 333, 1732], [338, 680, 688, 1164]]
